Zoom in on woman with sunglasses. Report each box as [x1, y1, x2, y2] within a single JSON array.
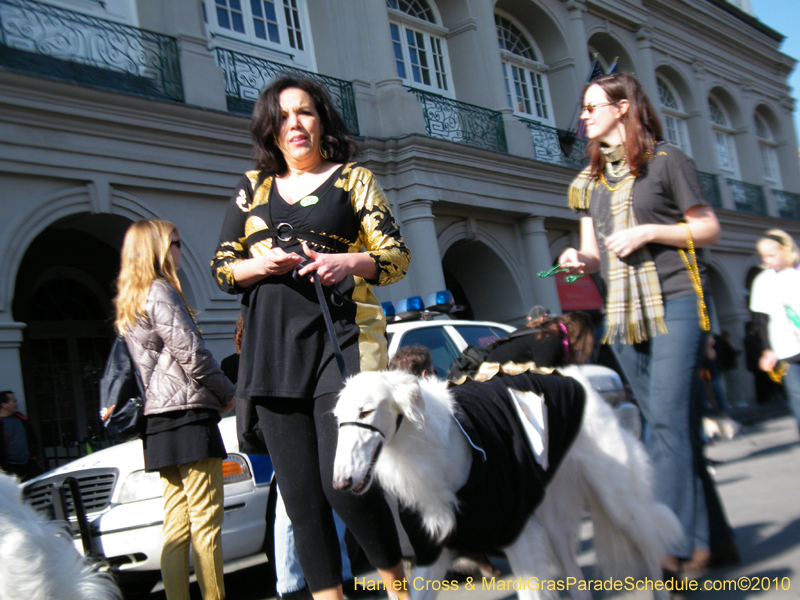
[[115, 219, 235, 600], [558, 72, 734, 574]]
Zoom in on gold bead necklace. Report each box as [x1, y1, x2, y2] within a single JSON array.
[[677, 222, 710, 332]]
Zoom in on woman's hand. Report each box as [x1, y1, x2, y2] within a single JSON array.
[[261, 247, 305, 276], [604, 225, 653, 258], [221, 397, 236, 414], [557, 248, 587, 274], [759, 349, 778, 373], [297, 242, 378, 285], [556, 216, 601, 275], [233, 247, 304, 288]]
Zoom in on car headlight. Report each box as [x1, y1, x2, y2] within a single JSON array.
[[117, 455, 252, 504], [222, 454, 252, 484], [118, 470, 162, 504]]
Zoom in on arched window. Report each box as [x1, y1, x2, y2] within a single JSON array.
[[657, 76, 691, 156], [387, 0, 451, 96], [496, 12, 552, 124], [755, 113, 782, 189], [708, 95, 739, 178], [203, 0, 314, 69]]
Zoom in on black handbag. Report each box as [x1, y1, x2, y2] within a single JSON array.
[[99, 337, 146, 442]]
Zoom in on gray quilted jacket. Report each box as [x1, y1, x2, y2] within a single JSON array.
[[125, 279, 234, 415]]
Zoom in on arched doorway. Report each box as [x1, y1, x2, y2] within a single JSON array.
[[13, 214, 130, 469], [441, 239, 525, 324]]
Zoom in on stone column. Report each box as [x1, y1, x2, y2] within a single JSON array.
[[635, 28, 660, 105], [521, 216, 562, 313], [397, 200, 446, 299], [137, 0, 227, 111], [565, 0, 590, 86]]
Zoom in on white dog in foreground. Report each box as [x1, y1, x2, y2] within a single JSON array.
[[333, 367, 683, 600], [0, 472, 121, 600]]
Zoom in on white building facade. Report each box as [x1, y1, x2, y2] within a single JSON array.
[[1, 0, 797, 466]]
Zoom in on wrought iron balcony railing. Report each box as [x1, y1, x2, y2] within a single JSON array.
[[0, 0, 183, 102], [519, 118, 588, 170], [215, 47, 359, 135], [726, 178, 767, 215], [408, 88, 508, 154], [773, 189, 800, 220], [697, 172, 722, 208]]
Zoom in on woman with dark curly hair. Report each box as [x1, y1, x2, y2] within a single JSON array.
[[212, 76, 410, 600]]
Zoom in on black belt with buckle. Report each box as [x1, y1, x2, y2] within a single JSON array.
[[246, 223, 350, 253]]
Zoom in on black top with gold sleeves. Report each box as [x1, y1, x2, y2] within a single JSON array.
[[211, 162, 409, 400]]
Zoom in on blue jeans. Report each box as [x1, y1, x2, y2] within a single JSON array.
[[611, 295, 711, 557], [780, 362, 800, 433], [275, 485, 353, 595]]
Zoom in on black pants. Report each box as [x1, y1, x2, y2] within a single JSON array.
[[255, 393, 401, 592]]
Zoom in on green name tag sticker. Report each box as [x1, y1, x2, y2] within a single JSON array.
[[299, 195, 319, 207]]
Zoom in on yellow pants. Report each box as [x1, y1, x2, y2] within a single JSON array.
[[160, 458, 225, 600]]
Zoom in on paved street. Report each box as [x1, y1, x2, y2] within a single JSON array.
[[147, 406, 800, 600]]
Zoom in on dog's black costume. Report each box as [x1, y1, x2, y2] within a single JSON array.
[[399, 371, 585, 564]]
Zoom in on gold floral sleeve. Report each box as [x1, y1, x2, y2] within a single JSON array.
[[211, 172, 258, 293], [343, 164, 410, 286]]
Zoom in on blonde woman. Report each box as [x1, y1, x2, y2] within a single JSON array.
[[114, 219, 235, 600], [750, 229, 800, 433]]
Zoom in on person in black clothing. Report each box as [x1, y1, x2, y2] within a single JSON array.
[[0, 391, 42, 482], [211, 76, 410, 600], [486, 312, 595, 367]]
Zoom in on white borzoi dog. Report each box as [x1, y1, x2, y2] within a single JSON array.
[[0, 472, 121, 600], [333, 367, 683, 600]]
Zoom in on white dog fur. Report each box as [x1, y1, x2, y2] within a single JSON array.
[[333, 367, 684, 600], [0, 472, 121, 600]]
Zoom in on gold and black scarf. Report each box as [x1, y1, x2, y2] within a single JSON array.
[[568, 145, 666, 344]]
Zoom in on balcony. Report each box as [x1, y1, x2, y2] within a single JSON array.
[[773, 189, 800, 220], [697, 172, 723, 208], [215, 48, 359, 135], [408, 88, 507, 154], [726, 178, 767, 215], [519, 118, 588, 170], [0, 0, 182, 102]]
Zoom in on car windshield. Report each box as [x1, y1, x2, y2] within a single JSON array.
[[395, 326, 461, 377], [453, 325, 511, 348]]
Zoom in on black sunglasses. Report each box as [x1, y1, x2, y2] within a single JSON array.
[[580, 100, 618, 114], [170, 239, 182, 249]]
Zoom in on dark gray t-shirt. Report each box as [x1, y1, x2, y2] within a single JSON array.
[[3, 417, 30, 464], [585, 143, 709, 302]]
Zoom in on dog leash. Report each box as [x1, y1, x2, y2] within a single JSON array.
[[295, 263, 405, 437], [294, 262, 349, 380]]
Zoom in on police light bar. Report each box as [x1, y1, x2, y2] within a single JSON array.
[[395, 296, 424, 321], [425, 290, 455, 314], [381, 301, 396, 318]]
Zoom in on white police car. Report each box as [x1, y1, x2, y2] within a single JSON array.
[[21, 416, 274, 596]]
